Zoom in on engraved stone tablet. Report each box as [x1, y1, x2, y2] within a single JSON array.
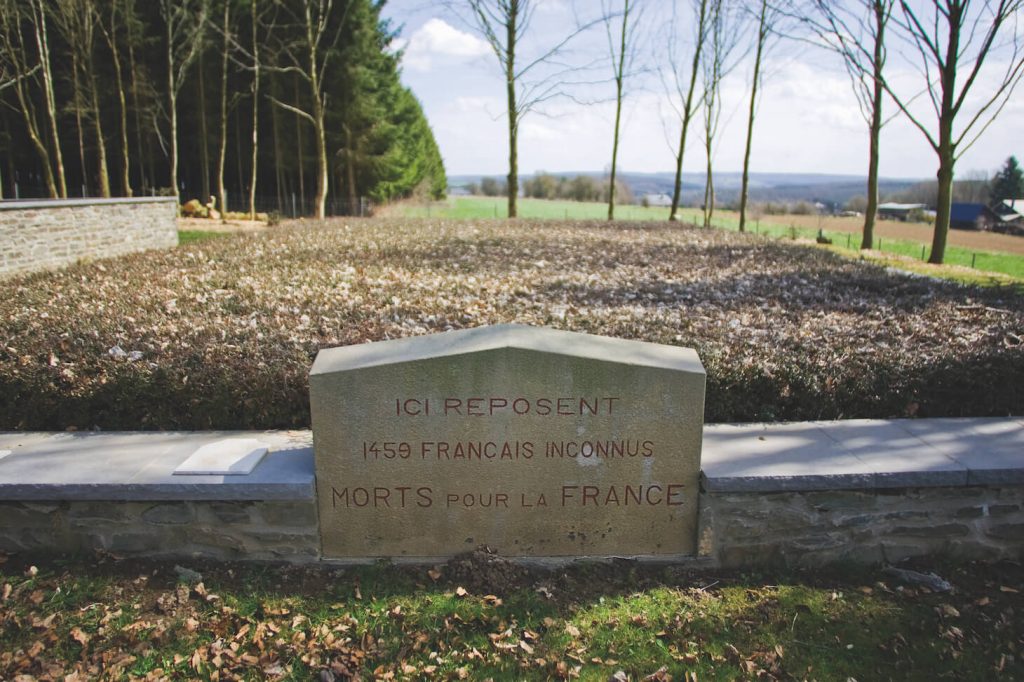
[[310, 324, 705, 558], [173, 438, 270, 475]]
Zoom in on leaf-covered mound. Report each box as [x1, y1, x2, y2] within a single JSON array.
[[1, 218, 1022, 430]]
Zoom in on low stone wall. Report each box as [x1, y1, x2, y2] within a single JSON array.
[[701, 486, 1024, 568], [0, 499, 319, 562], [1, 422, 1022, 566], [0, 197, 178, 278], [2, 487, 1019, 567]]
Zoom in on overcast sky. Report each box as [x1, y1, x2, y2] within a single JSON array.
[[381, 0, 1024, 181]]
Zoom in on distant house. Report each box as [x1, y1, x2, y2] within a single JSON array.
[[995, 198, 1024, 219], [643, 193, 673, 207], [877, 202, 927, 221], [949, 202, 1003, 231], [994, 199, 1024, 235]]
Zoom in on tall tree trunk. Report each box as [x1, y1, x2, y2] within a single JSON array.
[[607, 0, 630, 221], [127, 24, 146, 191], [345, 125, 357, 214], [738, 0, 767, 233], [31, 0, 67, 198], [703, 143, 714, 228], [216, 0, 229, 214], [931, 136, 954, 264], [235, 105, 244, 196], [198, 48, 210, 203], [106, 7, 133, 197], [165, 16, 179, 198], [860, 0, 887, 250], [862, 60, 884, 247], [669, 0, 708, 221], [71, 52, 87, 195], [505, 4, 518, 218], [929, 4, 961, 265], [8, 73, 56, 197], [87, 66, 111, 197], [271, 75, 284, 212], [248, 0, 259, 220], [294, 77, 305, 204], [1, 108, 12, 197], [309, 84, 327, 219]]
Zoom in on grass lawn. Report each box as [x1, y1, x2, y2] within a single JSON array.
[[177, 230, 226, 245], [393, 196, 670, 221], [393, 198, 1024, 281], [1, 552, 1021, 680]]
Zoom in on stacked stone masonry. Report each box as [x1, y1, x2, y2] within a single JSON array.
[[0, 197, 178, 278], [702, 486, 1024, 568], [0, 499, 319, 562]]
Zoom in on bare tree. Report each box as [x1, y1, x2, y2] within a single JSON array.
[[882, 0, 1024, 264], [266, 0, 347, 220], [603, 0, 641, 220], [248, 0, 260, 220], [700, 0, 745, 228], [463, 0, 601, 218], [98, 0, 135, 196], [28, 0, 67, 197], [160, 0, 208, 199], [663, 0, 711, 221], [0, 0, 57, 196], [55, 0, 112, 197], [215, 0, 231, 214], [737, 0, 782, 232], [801, 0, 894, 249]]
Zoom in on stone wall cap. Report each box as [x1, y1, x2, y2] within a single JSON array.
[[701, 417, 1024, 493], [0, 197, 179, 211], [0, 431, 313, 501], [310, 324, 705, 376], [2, 418, 1020, 500]]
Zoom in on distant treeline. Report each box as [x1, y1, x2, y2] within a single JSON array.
[[467, 173, 633, 204], [0, 0, 446, 217]]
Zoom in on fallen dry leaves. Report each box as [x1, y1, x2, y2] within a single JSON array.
[[0, 554, 1022, 680], [0, 218, 1021, 429]]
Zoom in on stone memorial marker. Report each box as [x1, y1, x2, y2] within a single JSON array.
[[310, 324, 705, 558]]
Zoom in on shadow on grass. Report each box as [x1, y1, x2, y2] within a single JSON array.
[[1, 552, 1020, 680]]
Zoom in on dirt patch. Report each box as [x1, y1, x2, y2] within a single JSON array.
[[442, 547, 532, 594], [759, 213, 1024, 255]]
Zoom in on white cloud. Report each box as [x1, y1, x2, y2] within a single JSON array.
[[520, 120, 561, 142], [402, 18, 490, 72]]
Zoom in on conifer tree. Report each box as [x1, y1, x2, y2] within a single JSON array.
[[990, 156, 1024, 205]]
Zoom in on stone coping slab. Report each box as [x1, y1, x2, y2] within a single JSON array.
[[0, 431, 312, 500], [0, 196, 179, 211], [701, 418, 1024, 492], [0, 418, 1021, 500]]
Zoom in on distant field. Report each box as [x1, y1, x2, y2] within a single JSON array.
[[387, 196, 671, 221], [390, 197, 1024, 280]]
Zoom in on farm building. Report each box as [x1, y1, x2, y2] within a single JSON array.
[[877, 203, 927, 221], [643, 193, 674, 207], [994, 199, 1024, 235], [949, 203, 1005, 231], [996, 198, 1024, 218]]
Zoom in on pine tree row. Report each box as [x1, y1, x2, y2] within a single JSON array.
[[0, 0, 447, 218]]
